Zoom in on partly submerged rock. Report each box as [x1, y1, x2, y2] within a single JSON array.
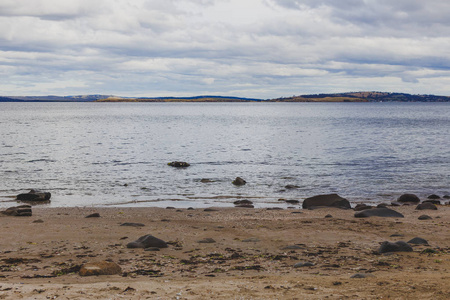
[[1, 205, 32, 217], [397, 194, 420, 204], [302, 194, 351, 209], [354, 204, 373, 211], [168, 161, 190, 168], [416, 202, 438, 210], [126, 235, 168, 249], [378, 241, 413, 253], [79, 261, 122, 276], [16, 189, 51, 202], [232, 177, 247, 186], [354, 208, 404, 218]]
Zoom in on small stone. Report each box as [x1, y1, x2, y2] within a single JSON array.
[[120, 223, 145, 227], [378, 241, 413, 253], [418, 215, 432, 220], [79, 261, 122, 276], [126, 235, 168, 249], [85, 213, 100, 218], [242, 238, 260, 243], [168, 161, 190, 168], [294, 262, 314, 268], [144, 247, 161, 251], [407, 237, 429, 245], [32, 219, 44, 223], [351, 273, 374, 279], [197, 238, 216, 243], [324, 214, 333, 218]]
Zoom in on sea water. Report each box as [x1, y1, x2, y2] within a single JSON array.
[[0, 102, 449, 208]]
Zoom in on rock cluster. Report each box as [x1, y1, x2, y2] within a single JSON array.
[[16, 190, 51, 202]]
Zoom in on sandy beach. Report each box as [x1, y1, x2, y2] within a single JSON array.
[[0, 205, 449, 299]]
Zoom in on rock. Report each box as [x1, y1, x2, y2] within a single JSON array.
[[302, 194, 351, 210], [416, 202, 438, 210], [285, 200, 300, 204], [285, 185, 300, 189], [242, 238, 260, 243], [144, 247, 160, 251], [423, 199, 441, 205], [407, 237, 429, 245], [427, 194, 441, 200], [378, 241, 413, 253], [232, 177, 246, 186], [120, 223, 145, 227], [293, 262, 314, 268], [168, 161, 190, 168], [397, 194, 420, 204], [33, 219, 44, 223], [351, 273, 374, 279], [200, 178, 214, 183], [282, 245, 305, 250], [377, 203, 389, 208], [197, 238, 216, 243], [85, 213, 100, 218], [79, 261, 122, 276], [16, 190, 51, 202], [443, 195, 450, 199], [235, 204, 254, 208], [126, 235, 168, 249], [324, 214, 333, 218], [418, 215, 432, 220], [1, 205, 32, 217], [234, 200, 253, 205], [354, 204, 373, 211], [204, 208, 218, 212], [354, 208, 404, 218], [390, 202, 402, 206]]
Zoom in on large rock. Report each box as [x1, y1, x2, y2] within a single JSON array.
[[397, 194, 420, 204], [168, 161, 190, 168], [407, 237, 429, 245], [126, 235, 168, 249], [79, 261, 122, 276], [354, 208, 404, 218], [232, 177, 247, 186], [416, 202, 438, 210], [302, 194, 351, 209], [1, 205, 32, 217], [378, 241, 413, 253], [354, 204, 373, 211], [16, 189, 51, 202]]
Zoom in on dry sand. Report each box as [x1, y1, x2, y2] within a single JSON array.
[[0, 205, 449, 299]]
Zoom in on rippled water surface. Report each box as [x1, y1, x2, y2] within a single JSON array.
[[1, 102, 449, 207]]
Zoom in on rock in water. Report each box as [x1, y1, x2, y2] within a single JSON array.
[[354, 208, 404, 218], [1, 205, 32, 217], [378, 241, 413, 253], [302, 194, 351, 209], [16, 189, 51, 202], [397, 194, 420, 204], [427, 194, 441, 200], [416, 202, 438, 210], [126, 235, 168, 249], [168, 161, 190, 168], [232, 177, 246, 186], [79, 261, 122, 276]]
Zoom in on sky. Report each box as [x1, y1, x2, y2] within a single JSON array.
[[1, 0, 450, 98]]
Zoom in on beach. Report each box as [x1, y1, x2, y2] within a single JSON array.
[[0, 205, 449, 299]]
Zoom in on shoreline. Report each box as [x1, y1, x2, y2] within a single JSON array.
[[1, 206, 449, 299]]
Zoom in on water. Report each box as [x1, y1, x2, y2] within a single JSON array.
[[1, 102, 449, 208]]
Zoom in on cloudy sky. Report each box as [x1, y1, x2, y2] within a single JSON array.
[[1, 0, 450, 98]]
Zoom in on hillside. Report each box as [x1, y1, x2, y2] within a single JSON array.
[[271, 92, 450, 102], [96, 96, 261, 102]]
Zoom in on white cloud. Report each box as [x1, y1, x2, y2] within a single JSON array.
[[1, 0, 450, 97]]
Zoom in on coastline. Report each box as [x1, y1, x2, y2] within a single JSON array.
[[0, 206, 448, 299]]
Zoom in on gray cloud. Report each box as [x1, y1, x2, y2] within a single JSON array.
[[1, 0, 450, 97]]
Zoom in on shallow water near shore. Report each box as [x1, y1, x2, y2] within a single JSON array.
[[1, 102, 449, 207]]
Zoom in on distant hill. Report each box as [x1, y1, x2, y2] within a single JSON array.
[[270, 92, 450, 102], [0, 95, 113, 102], [96, 95, 261, 102]]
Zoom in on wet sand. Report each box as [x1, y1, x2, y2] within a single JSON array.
[[0, 205, 449, 299]]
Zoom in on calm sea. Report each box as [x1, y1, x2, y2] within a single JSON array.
[[0, 102, 449, 208]]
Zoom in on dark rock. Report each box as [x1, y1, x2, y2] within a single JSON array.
[[285, 185, 300, 189], [144, 247, 160, 251], [390, 233, 404, 237], [85, 213, 100, 218], [423, 199, 441, 205], [126, 235, 168, 249], [285, 200, 300, 204], [168, 161, 190, 168], [407, 237, 429, 245], [187, 207, 194, 210], [390, 202, 401, 206], [266, 207, 283, 210], [16, 190, 51, 202], [79, 261, 122, 276], [32, 219, 44, 223], [293, 262, 314, 268], [418, 215, 432, 220], [416, 202, 437, 210], [204, 208, 218, 212], [377, 203, 389, 208], [427, 194, 441, 200], [235, 204, 254, 208], [166, 207, 176, 210], [197, 238, 216, 243], [234, 200, 253, 205], [242, 238, 260, 243], [354, 204, 373, 211], [378, 241, 413, 253], [282, 245, 305, 250], [324, 214, 333, 218], [443, 195, 450, 199], [397, 194, 420, 204], [120, 223, 145, 227], [351, 273, 374, 279], [354, 208, 404, 218], [200, 178, 214, 183], [1, 205, 32, 217], [232, 177, 246, 186], [302, 194, 351, 210]]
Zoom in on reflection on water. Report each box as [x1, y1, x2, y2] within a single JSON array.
[[0, 102, 449, 207]]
